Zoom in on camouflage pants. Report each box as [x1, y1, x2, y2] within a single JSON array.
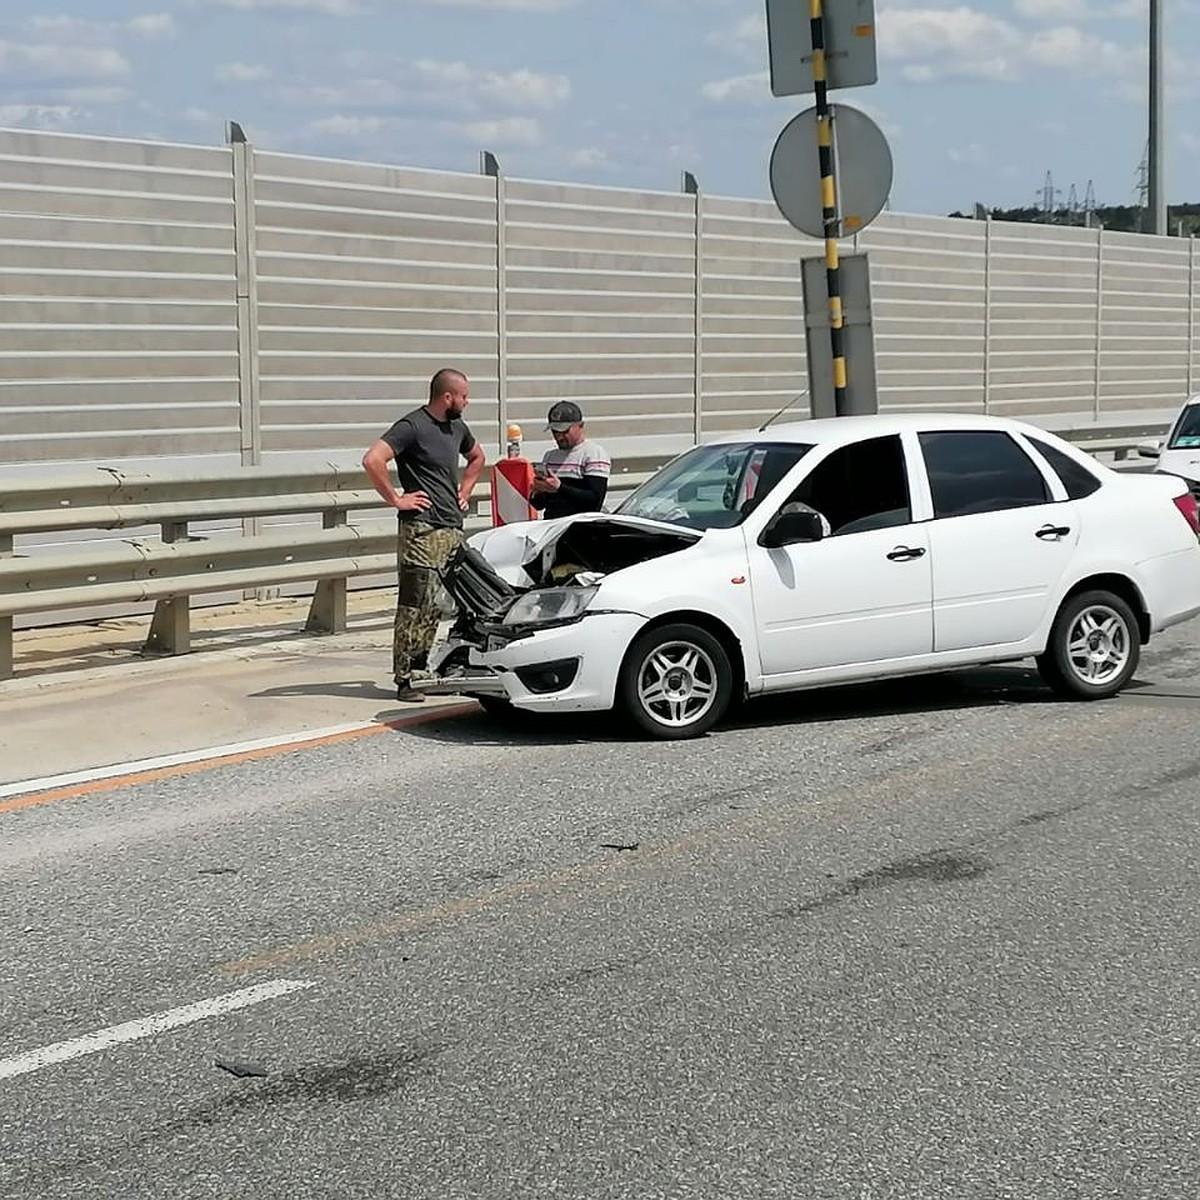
[[393, 520, 464, 682]]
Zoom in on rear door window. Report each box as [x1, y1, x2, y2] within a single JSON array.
[[919, 431, 1049, 519]]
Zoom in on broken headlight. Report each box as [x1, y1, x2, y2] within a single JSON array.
[[502, 585, 598, 627]]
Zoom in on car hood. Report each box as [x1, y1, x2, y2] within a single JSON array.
[[1158, 449, 1200, 483], [438, 512, 703, 637], [466, 511, 702, 588]]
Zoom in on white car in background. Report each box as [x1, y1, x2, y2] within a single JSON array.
[[422, 413, 1200, 740], [1138, 393, 1200, 493]]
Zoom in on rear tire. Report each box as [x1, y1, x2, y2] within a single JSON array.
[[618, 622, 733, 740], [1036, 589, 1140, 700]]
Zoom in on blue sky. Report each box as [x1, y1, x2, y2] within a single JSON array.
[[0, 0, 1196, 216]]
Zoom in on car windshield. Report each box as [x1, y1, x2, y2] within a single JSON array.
[[615, 441, 814, 530], [1169, 404, 1200, 449]]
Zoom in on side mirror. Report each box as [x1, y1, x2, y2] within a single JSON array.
[[1137, 439, 1163, 460], [759, 504, 825, 549]]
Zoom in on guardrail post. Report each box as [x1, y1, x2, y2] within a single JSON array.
[[0, 534, 12, 680], [305, 511, 348, 635], [144, 520, 191, 656]]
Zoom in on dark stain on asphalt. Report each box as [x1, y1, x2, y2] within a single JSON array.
[[769, 849, 991, 921], [1014, 802, 1088, 829], [15, 1046, 444, 1187], [193, 1047, 442, 1122], [1145, 758, 1200, 792], [264, 1049, 439, 1104], [542, 956, 647, 993]]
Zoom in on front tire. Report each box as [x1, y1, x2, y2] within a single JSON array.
[[618, 623, 733, 740], [473, 695, 532, 727], [1036, 589, 1140, 700]]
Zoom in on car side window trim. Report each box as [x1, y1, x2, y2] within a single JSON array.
[[1012, 433, 1070, 503]]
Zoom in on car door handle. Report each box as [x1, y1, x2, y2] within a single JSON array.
[[886, 546, 926, 562], [1036, 524, 1071, 540]]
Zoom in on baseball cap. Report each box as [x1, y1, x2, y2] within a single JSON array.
[[545, 401, 583, 431]]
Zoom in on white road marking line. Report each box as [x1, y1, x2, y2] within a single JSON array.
[[0, 720, 377, 800], [0, 979, 316, 1082]]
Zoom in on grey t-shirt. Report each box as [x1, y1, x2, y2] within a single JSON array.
[[381, 406, 477, 529]]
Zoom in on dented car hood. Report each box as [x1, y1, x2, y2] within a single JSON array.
[[464, 511, 702, 588]]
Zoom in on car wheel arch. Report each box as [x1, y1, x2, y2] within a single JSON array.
[[1057, 573, 1151, 644], [628, 610, 748, 700]]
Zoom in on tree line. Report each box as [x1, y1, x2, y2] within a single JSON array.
[[948, 203, 1200, 236]]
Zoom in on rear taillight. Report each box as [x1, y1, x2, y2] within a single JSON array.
[[1173, 490, 1200, 535]]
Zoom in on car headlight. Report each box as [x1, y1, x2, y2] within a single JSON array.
[[502, 586, 598, 627]]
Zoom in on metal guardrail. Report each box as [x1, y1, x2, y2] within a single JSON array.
[[0, 457, 668, 679], [0, 420, 1170, 680]]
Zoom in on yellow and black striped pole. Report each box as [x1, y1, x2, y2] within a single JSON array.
[[809, 0, 847, 414]]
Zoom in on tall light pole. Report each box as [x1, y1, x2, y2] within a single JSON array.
[[1148, 0, 1166, 234]]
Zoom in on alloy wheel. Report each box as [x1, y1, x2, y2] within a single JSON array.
[[636, 640, 719, 729]]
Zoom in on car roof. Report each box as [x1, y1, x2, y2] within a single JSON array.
[[704, 410, 1058, 448]]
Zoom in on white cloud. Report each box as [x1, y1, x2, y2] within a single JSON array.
[[294, 58, 570, 117], [701, 70, 771, 105], [877, 6, 1134, 82], [411, 59, 570, 108], [948, 142, 988, 164], [128, 13, 179, 39], [482, 66, 570, 108], [453, 116, 542, 146], [707, 13, 767, 63], [203, 0, 575, 9], [1014, 0, 1089, 18], [209, 0, 363, 12], [25, 12, 178, 42], [0, 40, 131, 80], [408, 0, 576, 7], [879, 8, 1022, 80], [308, 113, 387, 137], [217, 61, 273, 82], [24, 16, 102, 40], [1027, 25, 1124, 71], [0, 102, 83, 128], [1016, 0, 1143, 17], [58, 86, 132, 104], [570, 146, 613, 169]]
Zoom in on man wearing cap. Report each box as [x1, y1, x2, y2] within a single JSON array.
[[530, 401, 611, 520]]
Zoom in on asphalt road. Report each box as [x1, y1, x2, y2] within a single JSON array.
[[4, 623, 1200, 1198]]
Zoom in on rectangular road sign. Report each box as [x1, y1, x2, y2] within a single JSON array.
[[766, 0, 878, 97], [801, 253, 878, 418]]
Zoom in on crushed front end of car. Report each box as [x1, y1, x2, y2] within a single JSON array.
[[415, 515, 699, 710]]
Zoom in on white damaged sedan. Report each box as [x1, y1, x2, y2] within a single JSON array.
[[419, 412, 1200, 739]]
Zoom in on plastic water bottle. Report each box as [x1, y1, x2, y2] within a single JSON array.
[[506, 422, 522, 459]]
